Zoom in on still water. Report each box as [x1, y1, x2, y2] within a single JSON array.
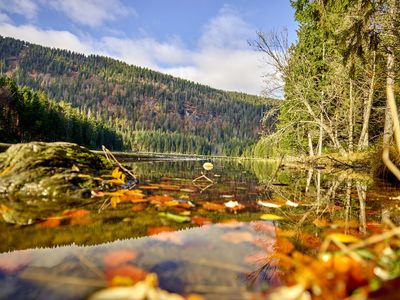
[[0, 159, 398, 299]]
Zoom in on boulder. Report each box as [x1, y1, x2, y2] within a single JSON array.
[[0, 142, 110, 199]]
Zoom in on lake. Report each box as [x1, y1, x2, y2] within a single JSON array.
[[0, 158, 398, 299]]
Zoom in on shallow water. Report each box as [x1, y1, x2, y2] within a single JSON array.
[[0, 159, 399, 299]]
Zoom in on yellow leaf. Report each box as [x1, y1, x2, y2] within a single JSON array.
[[260, 214, 284, 221], [327, 233, 361, 243], [111, 196, 121, 208]]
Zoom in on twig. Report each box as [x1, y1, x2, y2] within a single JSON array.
[[346, 226, 400, 252], [326, 156, 354, 168], [102, 145, 136, 180]]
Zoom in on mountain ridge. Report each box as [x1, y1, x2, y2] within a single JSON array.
[[0, 35, 275, 155]]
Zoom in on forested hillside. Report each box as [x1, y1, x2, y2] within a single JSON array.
[[0, 76, 123, 149], [0, 36, 273, 156]]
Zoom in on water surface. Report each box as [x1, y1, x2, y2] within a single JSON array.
[[0, 159, 398, 299]]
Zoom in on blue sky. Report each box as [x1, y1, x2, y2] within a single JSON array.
[[0, 1, 297, 95]]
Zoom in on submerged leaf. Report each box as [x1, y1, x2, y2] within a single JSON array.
[[37, 216, 61, 228], [147, 226, 176, 235], [202, 202, 225, 211]]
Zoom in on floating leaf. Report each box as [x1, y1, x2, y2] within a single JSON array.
[[62, 209, 90, 218], [203, 162, 214, 171], [260, 214, 284, 221], [37, 216, 61, 228], [159, 212, 190, 223], [224, 200, 245, 212], [327, 233, 361, 243], [132, 203, 148, 212], [156, 184, 180, 191], [104, 250, 138, 268], [191, 216, 212, 226], [148, 195, 174, 204], [147, 226, 176, 235], [257, 200, 281, 208], [202, 202, 225, 211]]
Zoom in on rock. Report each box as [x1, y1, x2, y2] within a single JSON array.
[[0, 142, 110, 199]]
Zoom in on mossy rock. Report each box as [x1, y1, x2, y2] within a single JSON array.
[[0, 142, 111, 199]]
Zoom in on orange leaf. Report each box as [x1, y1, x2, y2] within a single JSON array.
[[104, 250, 138, 268], [37, 216, 61, 228], [275, 238, 295, 254], [191, 216, 212, 226], [156, 183, 180, 191], [148, 195, 174, 204], [202, 202, 225, 211], [147, 226, 176, 235], [62, 209, 90, 218], [131, 203, 148, 212]]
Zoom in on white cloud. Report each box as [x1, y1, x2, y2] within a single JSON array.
[[44, 0, 135, 27], [0, 23, 95, 54], [0, 6, 272, 95], [199, 6, 254, 50], [0, 12, 11, 23], [0, 0, 38, 20]]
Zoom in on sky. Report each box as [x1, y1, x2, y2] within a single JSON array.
[[0, 0, 297, 95]]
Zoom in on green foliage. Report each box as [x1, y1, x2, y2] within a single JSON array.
[[0, 76, 123, 149]]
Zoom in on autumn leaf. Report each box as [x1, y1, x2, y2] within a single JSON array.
[[224, 201, 245, 212], [156, 183, 180, 191], [202, 202, 225, 211], [191, 216, 212, 226], [132, 203, 148, 212], [148, 195, 174, 204], [62, 209, 90, 218], [37, 216, 61, 228], [104, 250, 138, 269], [275, 238, 295, 254], [159, 212, 190, 223], [147, 226, 176, 235], [260, 214, 284, 221], [327, 233, 361, 243]]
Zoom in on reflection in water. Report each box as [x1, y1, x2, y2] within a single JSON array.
[[0, 222, 277, 300], [0, 159, 398, 299]]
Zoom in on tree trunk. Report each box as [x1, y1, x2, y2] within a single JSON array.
[[357, 50, 376, 151], [317, 114, 323, 156], [307, 131, 315, 157], [348, 79, 354, 154]]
